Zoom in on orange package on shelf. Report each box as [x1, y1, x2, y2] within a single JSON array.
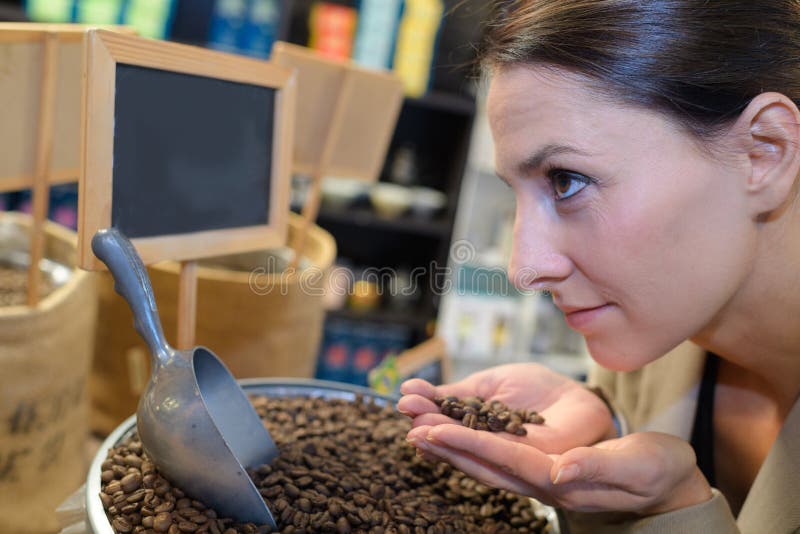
[[308, 1, 358, 61]]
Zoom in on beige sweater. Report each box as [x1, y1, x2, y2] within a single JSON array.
[[562, 341, 800, 534]]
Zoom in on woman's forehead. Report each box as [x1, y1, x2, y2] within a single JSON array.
[[487, 68, 611, 156], [488, 65, 686, 158], [488, 66, 593, 115]]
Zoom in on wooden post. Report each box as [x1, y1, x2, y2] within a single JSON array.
[[27, 32, 59, 307], [176, 260, 198, 349], [289, 70, 356, 271], [395, 336, 449, 381]]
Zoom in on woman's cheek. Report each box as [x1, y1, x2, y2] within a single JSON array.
[[581, 301, 689, 371]]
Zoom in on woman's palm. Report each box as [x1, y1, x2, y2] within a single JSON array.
[[398, 363, 614, 453]]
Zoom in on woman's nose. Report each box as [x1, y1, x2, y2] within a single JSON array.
[[507, 208, 572, 292]]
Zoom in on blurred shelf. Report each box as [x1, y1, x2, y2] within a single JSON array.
[[326, 307, 431, 331], [405, 91, 476, 116], [316, 206, 451, 239]]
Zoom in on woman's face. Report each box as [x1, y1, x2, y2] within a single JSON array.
[[488, 65, 758, 371]]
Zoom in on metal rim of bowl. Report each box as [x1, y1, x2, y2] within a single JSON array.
[[86, 378, 561, 534]]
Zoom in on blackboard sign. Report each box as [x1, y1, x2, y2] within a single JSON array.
[[112, 64, 274, 238], [79, 29, 295, 269]]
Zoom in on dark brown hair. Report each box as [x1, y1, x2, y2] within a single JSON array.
[[480, 0, 800, 142]]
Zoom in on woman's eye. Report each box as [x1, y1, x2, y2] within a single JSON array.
[[549, 169, 592, 201]]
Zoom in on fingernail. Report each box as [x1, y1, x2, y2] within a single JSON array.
[[406, 437, 416, 444], [553, 464, 580, 485]]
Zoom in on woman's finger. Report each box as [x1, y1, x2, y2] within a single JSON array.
[[550, 480, 653, 513], [409, 428, 547, 499], [553, 435, 680, 490], [399, 377, 486, 401], [424, 424, 555, 488], [399, 378, 437, 398], [396, 394, 439, 417], [409, 413, 457, 428]]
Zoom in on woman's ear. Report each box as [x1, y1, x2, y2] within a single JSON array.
[[736, 92, 800, 219]]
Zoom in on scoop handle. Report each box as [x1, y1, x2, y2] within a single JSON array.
[[91, 228, 171, 360]]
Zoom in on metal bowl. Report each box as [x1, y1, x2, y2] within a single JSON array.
[[86, 378, 561, 533]]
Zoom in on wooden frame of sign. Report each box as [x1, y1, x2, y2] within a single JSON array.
[[0, 23, 134, 306], [270, 42, 403, 266], [79, 30, 296, 347]]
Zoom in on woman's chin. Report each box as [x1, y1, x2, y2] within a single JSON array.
[[584, 336, 661, 372]]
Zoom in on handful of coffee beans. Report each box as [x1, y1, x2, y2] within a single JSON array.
[[100, 394, 554, 533], [434, 396, 545, 436]]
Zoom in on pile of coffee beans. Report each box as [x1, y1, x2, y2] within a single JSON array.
[[100, 394, 554, 533], [434, 396, 545, 436], [0, 265, 56, 306]]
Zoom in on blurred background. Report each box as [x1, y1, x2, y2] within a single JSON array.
[[0, 0, 589, 387]]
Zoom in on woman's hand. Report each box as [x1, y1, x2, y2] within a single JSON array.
[[407, 425, 713, 515], [397, 363, 615, 454]]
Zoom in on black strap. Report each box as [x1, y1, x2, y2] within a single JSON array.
[[690, 352, 719, 487]]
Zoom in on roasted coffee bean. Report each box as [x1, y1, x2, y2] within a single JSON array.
[[369, 483, 385, 500], [120, 503, 139, 514], [152, 512, 171, 532], [127, 489, 147, 503], [352, 493, 370, 507], [527, 412, 546, 425], [461, 412, 476, 429], [346, 513, 361, 526], [335, 516, 351, 534], [152, 480, 170, 497], [112, 465, 128, 478], [295, 475, 313, 488], [154, 500, 175, 514], [121, 472, 142, 493], [112, 516, 133, 533], [296, 498, 311, 513], [283, 483, 300, 498], [99, 491, 113, 509], [258, 486, 281, 499], [124, 454, 143, 468]]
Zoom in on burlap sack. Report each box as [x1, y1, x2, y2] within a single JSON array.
[[0, 212, 98, 534], [90, 213, 336, 435]]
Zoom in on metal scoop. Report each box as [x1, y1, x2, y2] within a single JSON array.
[[92, 228, 278, 527]]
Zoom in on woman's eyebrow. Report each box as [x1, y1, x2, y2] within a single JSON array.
[[518, 143, 592, 174]]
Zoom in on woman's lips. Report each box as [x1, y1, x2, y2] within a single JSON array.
[[563, 304, 612, 331]]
